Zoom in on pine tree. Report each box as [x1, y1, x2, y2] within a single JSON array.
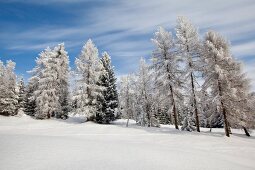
[[175, 16, 203, 132], [95, 52, 118, 123], [17, 78, 26, 113], [0, 60, 6, 115], [200, 89, 223, 129], [0, 60, 18, 116], [74, 39, 103, 121], [95, 61, 108, 123], [157, 106, 170, 125], [0, 60, 5, 113], [24, 68, 39, 116], [151, 27, 183, 130], [181, 105, 196, 131]]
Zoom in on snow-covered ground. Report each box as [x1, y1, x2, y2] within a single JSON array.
[[0, 115, 254, 170]]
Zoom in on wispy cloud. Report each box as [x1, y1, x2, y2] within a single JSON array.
[[232, 41, 255, 57], [1, 0, 255, 89], [243, 59, 255, 91]]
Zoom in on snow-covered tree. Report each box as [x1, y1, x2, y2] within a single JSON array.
[[0, 60, 18, 116], [24, 62, 41, 117], [119, 74, 136, 127], [226, 61, 255, 136], [95, 52, 118, 123], [95, 62, 108, 123], [53, 43, 70, 119], [74, 39, 103, 120], [0, 61, 5, 112], [175, 16, 203, 132], [28, 44, 70, 119], [151, 27, 183, 129], [202, 31, 237, 137], [34, 47, 61, 119], [199, 89, 223, 129], [134, 58, 154, 126], [24, 76, 38, 116], [17, 77, 26, 113], [181, 105, 196, 131]]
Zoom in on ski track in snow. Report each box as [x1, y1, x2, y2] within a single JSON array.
[[0, 115, 254, 170]]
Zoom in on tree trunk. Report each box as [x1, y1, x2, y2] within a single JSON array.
[[218, 81, 230, 137], [47, 112, 51, 119], [126, 116, 129, 127], [243, 126, 250, 137], [221, 102, 230, 137], [228, 122, 232, 134], [170, 85, 179, 130], [190, 72, 200, 132]]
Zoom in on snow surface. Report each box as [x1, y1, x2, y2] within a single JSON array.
[[0, 115, 255, 170]]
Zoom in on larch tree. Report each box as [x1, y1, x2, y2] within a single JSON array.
[[202, 31, 237, 137], [34, 47, 61, 119], [151, 27, 182, 130], [74, 39, 103, 121], [175, 16, 202, 132], [53, 43, 70, 119], [226, 61, 255, 136], [119, 74, 136, 127], [135, 57, 154, 126]]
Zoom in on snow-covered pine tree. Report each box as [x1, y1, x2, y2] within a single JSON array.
[[95, 61, 107, 123], [0, 60, 4, 112], [53, 43, 70, 119], [74, 39, 103, 121], [102, 52, 119, 120], [24, 79, 37, 116], [181, 104, 196, 131], [0, 60, 18, 116], [34, 47, 61, 119], [199, 89, 223, 129], [175, 16, 203, 132], [151, 26, 183, 129], [157, 106, 170, 125], [202, 31, 237, 137], [24, 66, 40, 117], [95, 52, 118, 123], [71, 70, 80, 112], [0, 60, 6, 115], [17, 77, 26, 113]]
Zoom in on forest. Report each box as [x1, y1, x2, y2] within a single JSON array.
[[0, 16, 254, 137]]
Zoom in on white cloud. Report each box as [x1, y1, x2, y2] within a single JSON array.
[[232, 41, 255, 57], [2, 0, 255, 89], [243, 59, 255, 92]]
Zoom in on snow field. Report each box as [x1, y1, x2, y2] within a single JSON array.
[[0, 115, 254, 170]]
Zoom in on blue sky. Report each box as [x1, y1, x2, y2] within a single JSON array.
[[0, 0, 255, 90]]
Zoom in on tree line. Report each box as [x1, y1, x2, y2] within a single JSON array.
[[0, 41, 119, 124], [0, 16, 254, 137], [118, 16, 255, 137]]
